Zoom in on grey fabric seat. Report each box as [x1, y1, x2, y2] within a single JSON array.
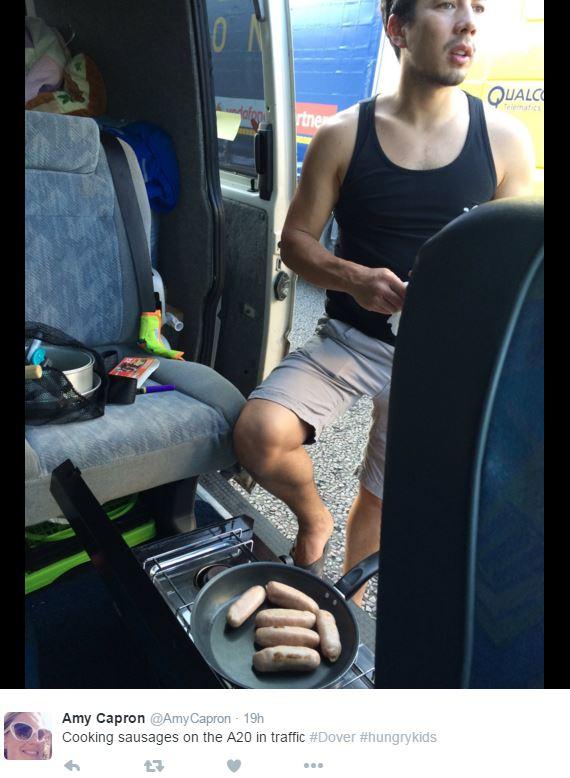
[[25, 111, 245, 525]]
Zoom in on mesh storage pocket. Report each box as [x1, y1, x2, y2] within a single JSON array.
[[25, 322, 108, 425]]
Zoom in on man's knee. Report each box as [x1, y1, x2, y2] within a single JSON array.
[[233, 400, 308, 472]]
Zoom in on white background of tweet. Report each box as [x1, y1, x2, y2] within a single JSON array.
[[2, 690, 564, 777]]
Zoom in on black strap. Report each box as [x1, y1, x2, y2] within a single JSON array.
[[106, 374, 138, 405], [100, 132, 156, 313], [100, 350, 138, 404], [100, 349, 120, 374]]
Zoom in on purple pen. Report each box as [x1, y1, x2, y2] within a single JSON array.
[[137, 384, 176, 394]]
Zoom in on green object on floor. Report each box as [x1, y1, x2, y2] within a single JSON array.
[[25, 520, 156, 595], [25, 495, 138, 546]]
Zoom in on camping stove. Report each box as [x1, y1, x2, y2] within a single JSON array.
[[133, 515, 375, 688]]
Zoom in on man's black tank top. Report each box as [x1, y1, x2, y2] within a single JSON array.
[[327, 91, 497, 344]]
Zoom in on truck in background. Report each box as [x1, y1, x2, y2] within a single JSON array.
[[467, 0, 544, 195], [290, 0, 383, 176]]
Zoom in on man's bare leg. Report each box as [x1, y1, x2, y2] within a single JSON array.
[[233, 399, 334, 565], [343, 484, 382, 607]]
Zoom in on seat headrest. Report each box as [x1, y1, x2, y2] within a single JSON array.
[[25, 110, 100, 174]]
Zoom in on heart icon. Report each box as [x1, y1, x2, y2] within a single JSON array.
[[227, 760, 241, 773]]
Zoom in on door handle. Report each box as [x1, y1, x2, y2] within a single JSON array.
[[254, 122, 274, 201]]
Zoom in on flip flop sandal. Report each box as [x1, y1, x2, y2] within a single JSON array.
[[289, 540, 330, 578]]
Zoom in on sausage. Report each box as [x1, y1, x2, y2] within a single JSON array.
[[226, 585, 266, 628], [255, 608, 316, 629], [315, 609, 342, 662], [265, 581, 320, 614], [252, 646, 321, 673], [255, 626, 320, 649]]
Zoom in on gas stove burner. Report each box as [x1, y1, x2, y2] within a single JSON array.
[[194, 562, 231, 588]]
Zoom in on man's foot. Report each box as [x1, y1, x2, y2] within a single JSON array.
[[290, 540, 330, 578], [290, 511, 334, 577]]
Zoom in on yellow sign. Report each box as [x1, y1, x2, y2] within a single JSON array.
[[463, 0, 544, 193], [484, 81, 544, 170]]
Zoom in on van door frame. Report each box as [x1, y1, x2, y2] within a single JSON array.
[[212, 0, 297, 391]]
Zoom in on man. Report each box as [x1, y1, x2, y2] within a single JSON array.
[[233, 0, 535, 605]]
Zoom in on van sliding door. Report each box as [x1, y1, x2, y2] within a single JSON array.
[[206, 0, 297, 398]]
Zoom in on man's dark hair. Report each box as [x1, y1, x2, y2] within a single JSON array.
[[381, 0, 418, 61]]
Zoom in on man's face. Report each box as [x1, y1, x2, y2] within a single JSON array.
[[396, 1, 487, 87]]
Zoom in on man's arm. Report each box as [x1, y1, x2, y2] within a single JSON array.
[[487, 109, 537, 199], [280, 114, 406, 315]]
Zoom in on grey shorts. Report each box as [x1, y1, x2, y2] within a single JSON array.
[[248, 316, 394, 499]]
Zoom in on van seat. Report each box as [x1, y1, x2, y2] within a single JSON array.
[[25, 110, 245, 525]]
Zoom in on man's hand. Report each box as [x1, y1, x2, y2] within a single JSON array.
[[350, 266, 407, 315]]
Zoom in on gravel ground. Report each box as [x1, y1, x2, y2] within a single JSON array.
[[232, 278, 378, 617]]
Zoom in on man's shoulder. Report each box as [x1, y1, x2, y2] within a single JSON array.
[[482, 102, 536, 195], [483, 101, 532, 146], [308, 102, 362, 166], [319, 102, 361, 135]]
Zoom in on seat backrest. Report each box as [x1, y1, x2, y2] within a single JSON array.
[[25, 110, 152, 347], [374, 197, 544, 688], [468, 260, 543, 687]]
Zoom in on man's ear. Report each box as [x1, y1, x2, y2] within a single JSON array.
[[386, 13, 408, 51]]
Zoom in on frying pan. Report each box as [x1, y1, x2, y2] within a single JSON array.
[[190, 552, 379, 689]]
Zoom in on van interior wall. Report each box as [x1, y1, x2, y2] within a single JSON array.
[[31, 0, 216, 361]]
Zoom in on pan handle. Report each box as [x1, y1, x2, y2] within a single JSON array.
[[333, 552, 380, 601]]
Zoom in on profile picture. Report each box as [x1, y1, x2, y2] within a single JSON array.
[[4, 712, 52, 760]]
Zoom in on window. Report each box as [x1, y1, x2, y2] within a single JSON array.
[[206, 0, 266, 176]]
